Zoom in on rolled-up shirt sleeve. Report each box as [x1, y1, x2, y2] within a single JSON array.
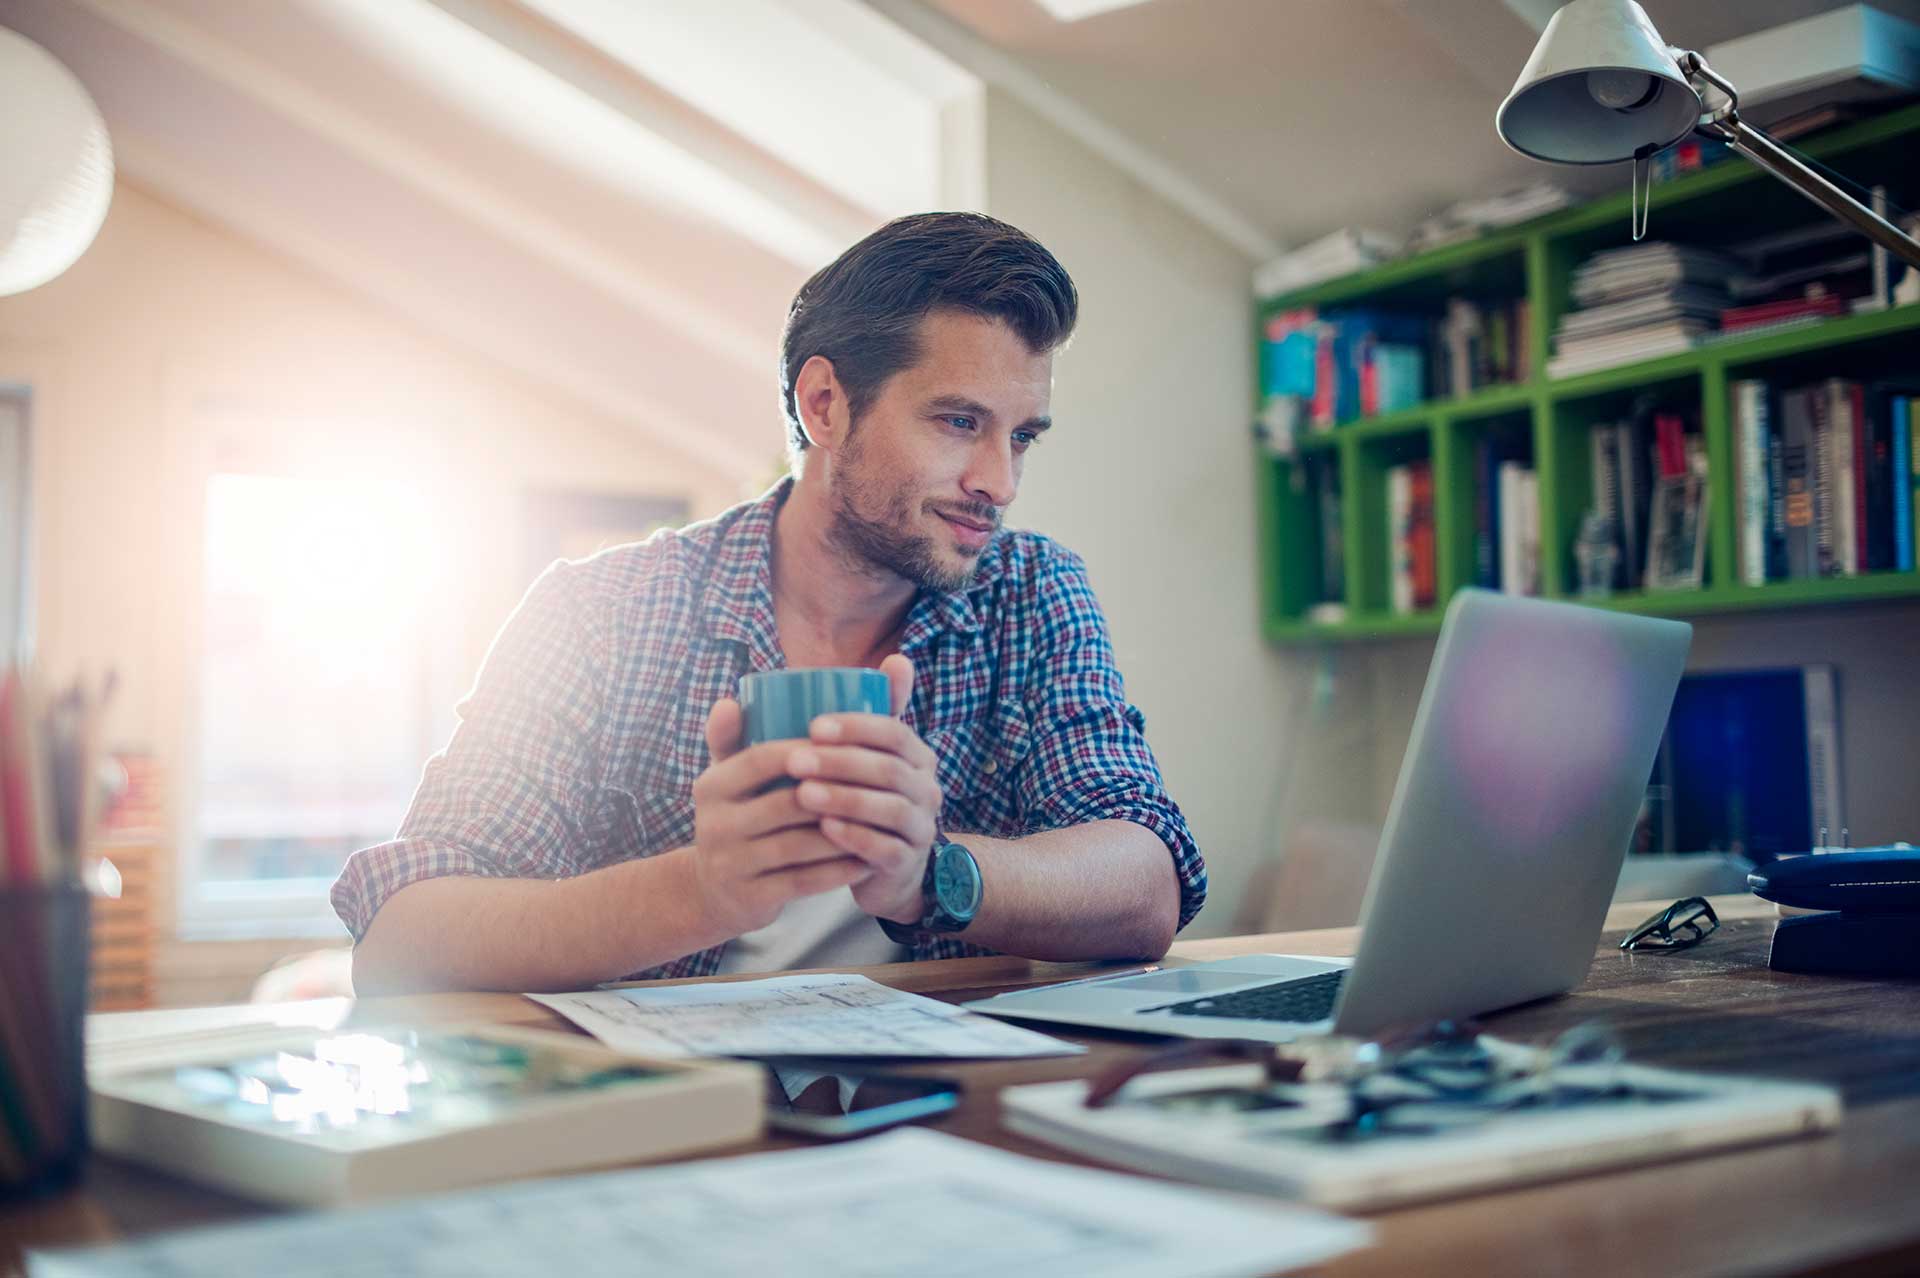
[[1018, 548, 1208, 931], [330, 561, 607, 942]]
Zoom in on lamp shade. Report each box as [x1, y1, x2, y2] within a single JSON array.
[[0, 26, 114, 297], [1496, 0, 1702, 165]]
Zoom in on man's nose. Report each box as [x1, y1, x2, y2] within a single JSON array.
[[963, 436, 1018, 508]]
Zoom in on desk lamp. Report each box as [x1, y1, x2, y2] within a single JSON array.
[[1495, 0, 1920, 264]]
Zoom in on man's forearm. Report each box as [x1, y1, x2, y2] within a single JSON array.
[[959, 820, 1181, 962], [351, 847, 727, 997]]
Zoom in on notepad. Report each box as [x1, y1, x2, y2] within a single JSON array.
[[530, 973, 1083, 1059]]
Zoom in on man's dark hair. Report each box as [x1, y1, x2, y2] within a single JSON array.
[[779, 212, 1078, 453]]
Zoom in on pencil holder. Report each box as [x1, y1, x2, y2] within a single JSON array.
[[0, 885, 92, 1198]]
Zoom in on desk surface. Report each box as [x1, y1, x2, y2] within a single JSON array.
[[7, 895, 1920, 1277]]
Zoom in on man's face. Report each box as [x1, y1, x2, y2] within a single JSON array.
[[828, 310, 1053, 592]]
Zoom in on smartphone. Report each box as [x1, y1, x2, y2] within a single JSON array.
[[763, 1063, 961, 1139]]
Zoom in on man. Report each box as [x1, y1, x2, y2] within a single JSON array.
[[336, 212, 1206, 995]]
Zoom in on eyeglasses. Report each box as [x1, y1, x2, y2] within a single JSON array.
[[1620, 895, 1719, 952], [1082, 1020, 1640, 1139]]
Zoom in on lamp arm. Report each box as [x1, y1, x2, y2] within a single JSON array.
[[1676, 50, 1920, 272]]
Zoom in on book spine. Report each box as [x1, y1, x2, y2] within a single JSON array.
[[1811, 386, 1838, 577], [1499, 462, 1521, 595], [1311, 328, 1336, 430], [1850, 382, 1870, 573], [1388, 465, 1413, 615], [1590, 424, 1624, 589], [1780, 389, 1816, 580], [1803, 668, 1842, 850], [1619, 406, 1655, 590], [1474, 439, 1497, 589], [1759, 387, 1787, 583], [1735, 381, 1766, 587], [1829, 379, 1859, 577], [1410, 460, 1436, 610], [1863, 384, 1891, 573], [1897, 396, 1915, 573]]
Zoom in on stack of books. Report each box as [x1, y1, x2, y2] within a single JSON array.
[[1253, 228, 1403, 300], [1730, 378, 1920, 584], [1408, 181, 1572, 253], [1549, 244, 1740, 377]]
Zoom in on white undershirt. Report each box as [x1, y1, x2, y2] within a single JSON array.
[[714, 887, 909, 975]]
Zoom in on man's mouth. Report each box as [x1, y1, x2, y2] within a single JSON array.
[[935, 508, 997, 550]]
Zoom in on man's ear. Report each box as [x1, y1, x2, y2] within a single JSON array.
[[793, 354, 849, 453]]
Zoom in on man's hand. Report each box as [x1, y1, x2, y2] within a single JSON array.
[[687, 699, 874, 937], [787, 654, 944, 926]]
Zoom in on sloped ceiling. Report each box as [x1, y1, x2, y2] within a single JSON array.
[[0, 0, 980, 479], [922, 0, 1920, 249]]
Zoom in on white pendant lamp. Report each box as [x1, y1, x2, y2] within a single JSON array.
[[0, 26, 115, 297]]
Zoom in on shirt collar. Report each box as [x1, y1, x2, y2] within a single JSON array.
[[701, 475, 1007, 664]]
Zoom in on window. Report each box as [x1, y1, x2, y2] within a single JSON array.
[[187, 472, 448, 937]]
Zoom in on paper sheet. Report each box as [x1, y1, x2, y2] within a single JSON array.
[[30, 1128, 1371, 1278], [529, 973, 1081, 1059]]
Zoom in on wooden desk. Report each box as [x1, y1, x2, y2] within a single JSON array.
[[6, 895, 1920, 1277]]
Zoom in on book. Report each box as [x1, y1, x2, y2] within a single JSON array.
[[1733, 380, 1768, 586], [1896, 395, 1915, 571], [1497, 461, 1538, 597], [1408, 461, 1436, 610], [87, 1022, 764, 1207], [999, 1041, 1841, 1212], [1811, 385, 1840, 576], [1388, 464, 1414, 615], [1779, 388, 1818, 579], [1819, 380, 1861, 576], [1473, 439, 1499, 589]]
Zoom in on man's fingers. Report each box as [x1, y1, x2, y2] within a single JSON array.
[[809, 712, 938, 770], [704, 699, 745, 766], [795, 781, 932, 847], [819, 816, 918, 871], [733, 785, 819, 840], [786, 745, 941, 807], [766, 854, 873, 899], [697, 738, 813, 802], [747, 826, 854, 875], [880, 653, 914, 718]]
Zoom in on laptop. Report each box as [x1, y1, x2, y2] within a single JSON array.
[[966, 589, 1692, 1043]]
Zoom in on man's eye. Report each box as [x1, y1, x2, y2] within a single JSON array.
[[1013, 431, 1040, 449], [946, 416, 976, 431]]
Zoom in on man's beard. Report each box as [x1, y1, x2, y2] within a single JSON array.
[[828, 435, 995, 594]]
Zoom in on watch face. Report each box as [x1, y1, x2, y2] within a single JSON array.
[[932, 844, 982, 921]]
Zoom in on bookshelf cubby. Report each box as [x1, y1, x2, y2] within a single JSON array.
[[1256, 103, 1920, 643]]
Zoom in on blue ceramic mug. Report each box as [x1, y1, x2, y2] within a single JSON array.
[[739, 667, 892, 745]]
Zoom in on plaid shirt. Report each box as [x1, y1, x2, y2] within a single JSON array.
[[331, 479, 1206, 979]]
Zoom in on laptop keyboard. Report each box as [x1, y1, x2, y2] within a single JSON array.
[[1142, 969, 1346, 1022]]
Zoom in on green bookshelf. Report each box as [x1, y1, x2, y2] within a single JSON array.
[[1256, 103, 1920, 644]]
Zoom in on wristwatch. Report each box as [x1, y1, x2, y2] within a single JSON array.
[[878, 841, 982, 944]]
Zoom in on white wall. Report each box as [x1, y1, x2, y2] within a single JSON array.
[[982, 90, 1374, 936]]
